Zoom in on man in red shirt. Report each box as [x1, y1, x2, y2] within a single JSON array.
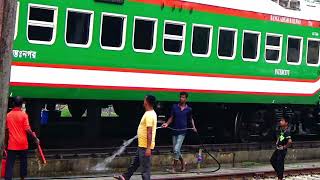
[[4, 96, 39, 180]]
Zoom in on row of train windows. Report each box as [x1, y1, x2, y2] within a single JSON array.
[[16, 3, 320, 66]]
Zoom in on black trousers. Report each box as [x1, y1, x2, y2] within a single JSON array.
[[5, 150, 28, 180], [122, 147, 151, 180], [270, 149, 287, 179]]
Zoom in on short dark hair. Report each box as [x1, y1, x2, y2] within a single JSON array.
[[180, 92, 189, 98], [145, 95, 156, 107], [282, 115, 290, 123], [13, 96, 23, 107]]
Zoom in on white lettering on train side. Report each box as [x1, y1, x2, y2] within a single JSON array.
[[12, 50, 37, 59], [274, 69, 290, 76], [270, 15, 301, 25]]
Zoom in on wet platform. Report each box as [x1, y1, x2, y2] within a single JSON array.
[[15, 145, 320, 178], [28, 161, 320, 180]]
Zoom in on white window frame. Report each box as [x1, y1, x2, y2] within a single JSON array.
[[286, 35, 303, 66], [191, 24, 213, 58], [27, 3, 58, 45], [100, 12, 127, 51], [217, 27, 238, 60], [241, 30, 261, 62], [306, 38, 320, 67], [65, 8, 94, 48], [163, 20, 186, 56], [265, 33, 283, 64], [132, 16, 158, 53], [14, 2, 20, 40]]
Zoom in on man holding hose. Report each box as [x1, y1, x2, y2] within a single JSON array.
[[114, 95, 157, 180], [162, 92, 197, 172]]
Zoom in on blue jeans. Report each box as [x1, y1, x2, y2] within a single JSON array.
[[172, 134, 186, 160]]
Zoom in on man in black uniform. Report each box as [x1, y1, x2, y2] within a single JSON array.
[[270, 115, 292, 180]]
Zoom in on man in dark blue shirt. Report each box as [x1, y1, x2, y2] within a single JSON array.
[[162, 92, 197, 172]]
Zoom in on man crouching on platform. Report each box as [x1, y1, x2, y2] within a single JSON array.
[[114, 95, 157, 180], [270, 115, 292, 180]]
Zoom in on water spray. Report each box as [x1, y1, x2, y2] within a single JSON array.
[[91, 135, 138, 171], [91, 126, 221, 174]]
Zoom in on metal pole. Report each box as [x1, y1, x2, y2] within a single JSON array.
[[0, 0, 17, 169]]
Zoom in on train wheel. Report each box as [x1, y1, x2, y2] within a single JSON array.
[[234, 111, 251, 143], [235, 109, 272, 143]]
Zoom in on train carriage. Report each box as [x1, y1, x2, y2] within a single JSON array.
[[9, 0, 320, 146]]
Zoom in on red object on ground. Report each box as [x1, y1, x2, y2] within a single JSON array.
[[1, 150, 7, 178], [32, 132, 46, 164], [37, 144, 46, 164]]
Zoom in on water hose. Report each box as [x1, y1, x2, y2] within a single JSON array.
[[30, 127, 221, 179], [161, 126, 221, 173]]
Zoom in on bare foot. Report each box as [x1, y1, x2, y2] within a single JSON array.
[[166, 168, 176, 173], [113, 175, 125, 180], [181, 162, 187, 172]]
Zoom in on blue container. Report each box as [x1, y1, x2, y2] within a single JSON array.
[[41, 110, 49, 125]]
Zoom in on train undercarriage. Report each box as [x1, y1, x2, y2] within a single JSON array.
[[16, 99, 320, 149]]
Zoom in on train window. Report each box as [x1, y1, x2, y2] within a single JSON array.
[[27, 4, 58, 45], [217, 27, 237, 60], [14, 2, 20, 40], [265, 33, 283, 63], [163, 20, 186, 55], [133, 16, 157, 53], [191, 24, 213, 58], [242, 30, 261, 61], [65, 9, 94, 48], [286, 36, 303, 65], [307, 39, 320, 66], [100, 13, 127, 51]]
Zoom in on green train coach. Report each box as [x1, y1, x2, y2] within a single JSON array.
[[9, 0, 320, 144]]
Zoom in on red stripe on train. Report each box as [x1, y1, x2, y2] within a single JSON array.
[[129, 0, 320, 27]]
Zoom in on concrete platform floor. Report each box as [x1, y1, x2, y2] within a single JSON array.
[[26, 161, 320, 180], [15, 146, 320, 178]]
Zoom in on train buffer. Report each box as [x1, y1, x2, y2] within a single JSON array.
[[30, 161, 320, 180]]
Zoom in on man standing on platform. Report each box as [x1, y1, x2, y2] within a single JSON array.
[[270, 115, 292, 180], [162, 92, 197, 172], [4, 96, 39, 180], [114, 95, 157, 180]]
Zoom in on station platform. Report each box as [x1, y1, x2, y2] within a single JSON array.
[[28, 161, 320, 180], [11, 141, 320, 178]]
